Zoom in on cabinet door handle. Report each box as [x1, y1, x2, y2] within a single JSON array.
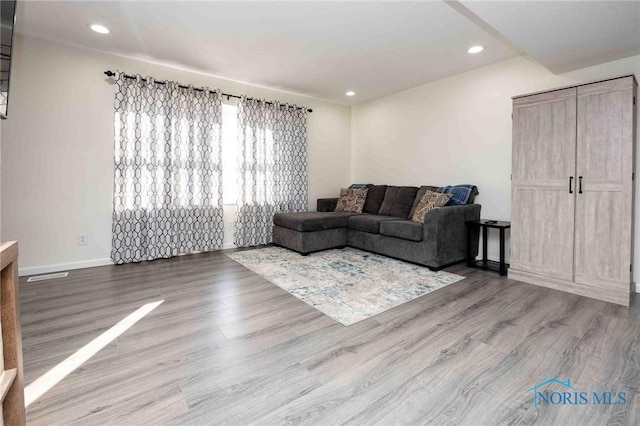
[[579, 176, 583, 194], [569, 176, 574, 194]]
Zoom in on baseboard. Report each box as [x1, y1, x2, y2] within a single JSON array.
[[19, 258, 114, 277], [19, 243, 238, 277]]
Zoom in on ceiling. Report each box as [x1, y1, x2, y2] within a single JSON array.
[[460, 0, 640, 74], [15, 1, 640, 105]]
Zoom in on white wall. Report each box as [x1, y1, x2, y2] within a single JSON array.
[[352, 54, 640, 284], [1, 36, 351, 273]]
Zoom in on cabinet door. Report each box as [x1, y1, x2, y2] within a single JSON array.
[[574, 77, 635, 292], [511, 88, 577, 282]]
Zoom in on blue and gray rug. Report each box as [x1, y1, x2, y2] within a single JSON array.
[[227, 247, 465, 326]]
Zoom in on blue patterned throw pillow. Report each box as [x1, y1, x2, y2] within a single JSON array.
[[436, 185, 478, 206], [349, 183, 374, 189]]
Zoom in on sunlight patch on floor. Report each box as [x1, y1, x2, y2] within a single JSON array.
[[24, 300, 164, 408]]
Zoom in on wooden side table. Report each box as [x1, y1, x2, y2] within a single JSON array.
[[466, 220, 511, 276]]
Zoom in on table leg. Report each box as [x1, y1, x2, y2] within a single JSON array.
[[466, 224, 472, 267], [482, 226, 488, 265], [499, 228, 506, 276]]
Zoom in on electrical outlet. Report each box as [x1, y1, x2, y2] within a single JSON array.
[[78, 233, 89, 246]]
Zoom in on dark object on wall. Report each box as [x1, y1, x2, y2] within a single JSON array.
[[0, 0, 17, 119]]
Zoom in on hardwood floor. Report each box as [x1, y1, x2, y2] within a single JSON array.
[[19, 248, 640, 425]]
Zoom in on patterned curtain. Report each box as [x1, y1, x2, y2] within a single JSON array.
[[234, 97, 308, 246], [111, 73, 224, 264]]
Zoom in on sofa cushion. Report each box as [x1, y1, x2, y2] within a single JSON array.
[[362, 185, 388, 214], [436, 185, 479, 205], [348, 214, 399, 234], [335, 188, 368, 213], [274, 212, 355, 232], [411, 190, 452, 224], [378, 186, 419, 218], [409, 185, 439, 219], [317, 197, 339, 212], [379, 220, 423, 242]]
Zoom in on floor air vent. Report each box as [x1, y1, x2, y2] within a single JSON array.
[[27, 272, 69, 282]]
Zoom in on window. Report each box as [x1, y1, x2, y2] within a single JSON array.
[[115, 109, 222, 210], [115, 103, 238, 208], [222, 103, 238, 204]]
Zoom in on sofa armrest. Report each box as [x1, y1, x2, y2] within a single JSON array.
[[317, 198, 339, 212], [422, 204, 481, 265]]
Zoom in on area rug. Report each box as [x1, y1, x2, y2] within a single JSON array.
[[226, 247, 465, 326]]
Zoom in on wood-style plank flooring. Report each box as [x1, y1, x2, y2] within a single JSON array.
[[20, 248, 640, 425]]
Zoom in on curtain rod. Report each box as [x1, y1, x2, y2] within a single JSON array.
[[104, 70, 313, 113]]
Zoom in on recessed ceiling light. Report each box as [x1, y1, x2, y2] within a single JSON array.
[[90, 24, 110, 34], [345, 91, 355, 97], [468, 45, 484, 54]]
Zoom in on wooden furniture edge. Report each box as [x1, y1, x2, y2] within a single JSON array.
[[0, 242, 18, 271], [0, 369, 17, 403], [0, 241, 26, 425]]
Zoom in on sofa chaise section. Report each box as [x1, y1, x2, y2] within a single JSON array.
[[272, 211, 355, 255]]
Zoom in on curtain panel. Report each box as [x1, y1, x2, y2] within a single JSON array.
[[111, 73, 224, 264], [234, 97, 308, 247]]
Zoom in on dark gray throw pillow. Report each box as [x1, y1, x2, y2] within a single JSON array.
[[362, 185, 388, 214], [378, 186, 419, 218]]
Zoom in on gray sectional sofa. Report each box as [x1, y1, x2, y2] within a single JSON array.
[[272, 185, 481, 270]]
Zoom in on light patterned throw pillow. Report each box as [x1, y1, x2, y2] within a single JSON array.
[[334, 188, 369, 213], [411, 190, 452, 224]]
